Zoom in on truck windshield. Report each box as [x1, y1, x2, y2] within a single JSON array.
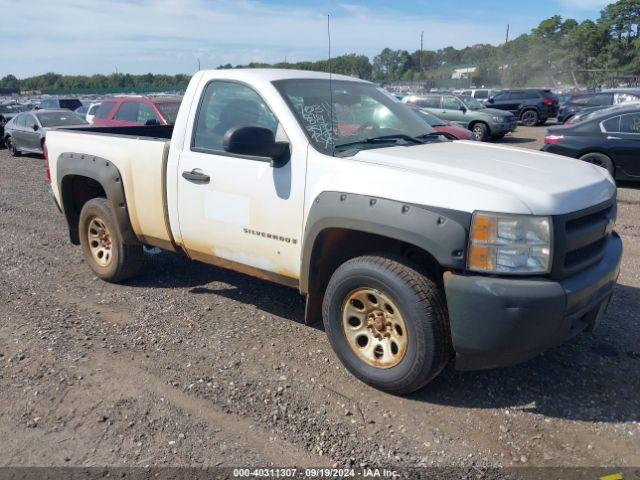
[[273, 79, 435, 155]]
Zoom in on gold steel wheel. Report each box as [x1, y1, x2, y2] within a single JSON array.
[[341, 288, 408, 368], [87, 217, 113, 267]]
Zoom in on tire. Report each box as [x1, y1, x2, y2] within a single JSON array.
[[79, 197, 143, 282], [470, 122, 489, 141], [6, 137, 20, 157], [520, 109, 539, 127], [322, 255, 451, 394], [580, 152, 615, 178]]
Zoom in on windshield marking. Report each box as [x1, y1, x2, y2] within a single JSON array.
[[301, 102, 335, 151]]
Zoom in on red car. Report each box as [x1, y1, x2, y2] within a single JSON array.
[[410, 107, 474, 140], [91, 96, 182, 127]]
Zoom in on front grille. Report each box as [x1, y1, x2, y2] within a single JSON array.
[[551, 199, 616, 279]]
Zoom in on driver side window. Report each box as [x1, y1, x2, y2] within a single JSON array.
[[192, 81, 278, 153], [442, 96, 461, 110]]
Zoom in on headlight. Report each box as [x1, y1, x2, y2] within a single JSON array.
[[468, 212, 552, 274], [491, 116, 506, 123]]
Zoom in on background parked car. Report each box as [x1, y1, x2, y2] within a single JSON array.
[[409, 107, 474, 140], [91, 96, 182, 127], [37, 98, 83, 111], [74, 104, 89, 118], [403, 93, 517, 141], [459, 88, 501, 104], [558, 90, 640, 123], [85, 102, 101, 124], [541, 103, 640, 180], [0, 104, 31, 147], [3, 109, 88, 157], [487, 89, 559, 126]]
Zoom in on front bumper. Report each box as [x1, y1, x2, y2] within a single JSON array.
[[492, 121, 517, 135], [444, 233, 622, 370]]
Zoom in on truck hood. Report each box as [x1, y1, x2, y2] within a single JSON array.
[[352, 141, 615, 215]]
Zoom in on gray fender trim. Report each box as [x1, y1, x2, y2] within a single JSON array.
[[299, 191, 471, 294], [57, 152, 140, 245]]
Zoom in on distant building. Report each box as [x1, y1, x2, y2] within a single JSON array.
[[451, 67, 478, 80]]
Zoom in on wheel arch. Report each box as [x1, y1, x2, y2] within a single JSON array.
[[300, 192, 470, 323], [578, 150, 616, 177], [519, 106, 541, 116], [57, 152, 139, 246]]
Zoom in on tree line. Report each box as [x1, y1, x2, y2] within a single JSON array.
[[1, 0, 638, 92]]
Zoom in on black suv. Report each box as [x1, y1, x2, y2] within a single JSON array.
[[487, 89, 559, 126]]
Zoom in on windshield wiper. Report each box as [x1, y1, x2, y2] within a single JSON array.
[[415, 132, 452, 141], [334, 133, 424, 151]]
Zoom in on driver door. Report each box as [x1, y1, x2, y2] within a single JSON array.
[[442, 96, 467, 127], [176, 80, 305, 284], [22, 113, 41, 151]]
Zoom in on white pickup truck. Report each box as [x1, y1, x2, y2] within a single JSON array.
[[46, 69, 622, 393]]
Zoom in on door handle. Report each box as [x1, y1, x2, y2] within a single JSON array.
[[182, 169, 210, 183]]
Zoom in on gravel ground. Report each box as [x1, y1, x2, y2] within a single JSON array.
[[0, 127, 639, 471]]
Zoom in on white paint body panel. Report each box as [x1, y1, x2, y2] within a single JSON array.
[[47, 130, 171, 245], [47, 69, 616, 286]]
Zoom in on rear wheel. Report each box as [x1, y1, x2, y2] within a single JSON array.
[[580, 152, 615, 177], [79, 198, 143, 282], [520, 109, 539, 126], [322, 255, 451, 394]]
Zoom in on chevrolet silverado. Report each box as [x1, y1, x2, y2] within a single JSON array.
[[46, 69, 622, 393]]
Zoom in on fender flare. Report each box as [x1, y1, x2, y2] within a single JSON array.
[[57, 152, 140, 245], [299, 191, 471, 294]]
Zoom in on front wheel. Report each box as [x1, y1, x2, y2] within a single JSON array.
[[79, 198, 143, 282], [471, 122, 489, 141], [6, 137, 20, 157], [322, 256, 451, 394]]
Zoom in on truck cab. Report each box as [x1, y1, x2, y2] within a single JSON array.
[[46, 70, 622, 394]]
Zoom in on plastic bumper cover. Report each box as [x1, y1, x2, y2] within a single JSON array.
[[444, 233, 622, 370]]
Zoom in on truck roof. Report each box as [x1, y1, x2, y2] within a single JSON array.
[[202, 68, 368, 83]]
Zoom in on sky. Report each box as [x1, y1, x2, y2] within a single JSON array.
[[0, 0, 612, 78]]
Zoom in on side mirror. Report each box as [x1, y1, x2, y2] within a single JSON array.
[[223, 126, 290, 167], [459, 105, 467, 113], [487, 97, 495, 103], [32, 123, 39, 131]]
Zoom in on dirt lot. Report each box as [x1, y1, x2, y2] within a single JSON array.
[[1, 126, 639, 472]]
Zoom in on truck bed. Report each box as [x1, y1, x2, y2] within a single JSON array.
[[47, 126, 175, 250]]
